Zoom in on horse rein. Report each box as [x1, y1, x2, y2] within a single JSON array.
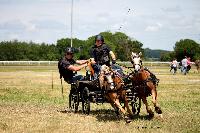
[[115, 62, 134, 74]]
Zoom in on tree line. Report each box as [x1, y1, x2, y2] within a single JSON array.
[[0, 32, 143, 61], [160, 39, 200, 61], [0, 31, 199, 61]]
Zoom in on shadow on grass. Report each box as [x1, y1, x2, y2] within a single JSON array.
[[58, 108, 153, 122], [58, 108, 120, 121], [90, 109, 121, 122], [131, 114, 154, 121]]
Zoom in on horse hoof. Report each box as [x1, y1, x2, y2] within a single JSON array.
[[148, 113, 154, 118], [125, 116, 132, 123], [126, 119, 131, 123], [155, 107, 162, 114], [125, 118, 132, 123]]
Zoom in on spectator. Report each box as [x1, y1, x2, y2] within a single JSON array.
[[170, 58, 178, 74], [181, 56, 188, 75]]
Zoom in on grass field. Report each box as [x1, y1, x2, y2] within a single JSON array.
[[0, 65, 200, 133]]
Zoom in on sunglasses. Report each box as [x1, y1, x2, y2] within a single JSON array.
[[67, 53, 73, 55]]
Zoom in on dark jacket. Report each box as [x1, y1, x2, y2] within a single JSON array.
[[59, 57, 76, 82], [91, 43, 111, 66]]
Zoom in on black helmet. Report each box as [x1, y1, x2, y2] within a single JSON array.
[[65, 47, 74, 54], [95, 34, 104, 42]]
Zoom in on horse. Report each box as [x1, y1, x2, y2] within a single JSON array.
[[129, 52, 162, 118], [87, 61, 133, 123]]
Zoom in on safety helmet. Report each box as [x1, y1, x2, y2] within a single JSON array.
[[95, 34, 104, 43], [65, 47, 74, 54]]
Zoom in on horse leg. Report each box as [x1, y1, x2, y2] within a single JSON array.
[[114, 98, 132, 123], [121, 91, 134, 117], [141, 97, 154, 118], [108, 93, 131, 123], [99, 74, 104, 89], [109, 93, 126, 114], [109, 99, 120, 116], [150, 86, 163, 117], [124, 97, 134, 118]]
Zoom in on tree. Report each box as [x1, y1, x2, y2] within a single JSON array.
[[56, 38, 88, 60], [160, 51, 175, 61], [0, 31, 144, 61], [174, 39, 200, 61], [89, 31, 144, 61]]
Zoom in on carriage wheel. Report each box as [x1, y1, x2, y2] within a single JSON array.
[[81, 87, 90, 115], [131, 96, 141, 115], [69, 86, 79, 113]]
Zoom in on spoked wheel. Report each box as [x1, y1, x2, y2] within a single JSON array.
[[81, 87, 90, 115], [69, 85, 79, 113], [131, 96, 141, 115]]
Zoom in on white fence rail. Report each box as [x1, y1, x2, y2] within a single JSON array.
[[0, 61, 58, 65], [0, 61, 172, 66]]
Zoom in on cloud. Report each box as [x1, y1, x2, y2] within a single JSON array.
[[0, 0, 200, 50], [31, 20, 66, 30], [162, 5, 182, 13], [21, 21, 37, 32], [0, 20, 38, 32], [145, 22, 163, 32], [8, 33, 19, 40], [0, 20, 24, 30]]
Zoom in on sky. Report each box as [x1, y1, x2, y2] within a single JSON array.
[[0, 0, 200, 51]]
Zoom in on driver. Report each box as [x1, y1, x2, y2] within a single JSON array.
[[90, 34, 116, 90], [59, 47, 88, 84]]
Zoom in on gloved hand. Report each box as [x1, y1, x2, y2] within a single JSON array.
[[112, 60, 116, 64]]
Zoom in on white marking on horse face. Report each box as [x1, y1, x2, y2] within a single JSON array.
[[133, 57, 141, 65], [131, 54, 141, 71], [101, 65, 109, 74], [135, 64, 141, 71], [106, 75, 113, 83]]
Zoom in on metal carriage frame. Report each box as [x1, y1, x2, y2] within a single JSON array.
[[68, 65, 142, 115]]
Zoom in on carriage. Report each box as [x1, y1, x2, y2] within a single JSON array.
[[67, 52, 163, 122], [68, 64, 142, 116]]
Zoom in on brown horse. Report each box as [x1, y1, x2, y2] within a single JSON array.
[[87, 62, 133, 122], [130, 52, 162, 118]]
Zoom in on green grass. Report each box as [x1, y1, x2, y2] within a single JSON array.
[[0, 65, 200, 133], [0, 66, 56, 72]]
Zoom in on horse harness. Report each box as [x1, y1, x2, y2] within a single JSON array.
[[102, 68, 125, 94], [131, 71, 159, 97]]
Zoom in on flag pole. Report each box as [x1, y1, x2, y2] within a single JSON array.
[[70, 0, 73, 48]]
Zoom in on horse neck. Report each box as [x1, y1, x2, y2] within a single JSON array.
[[113, 74, 124, 88], [132, 68, 149, 81], [115, 74, 123, 82], [141, 68, 150, 79]]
